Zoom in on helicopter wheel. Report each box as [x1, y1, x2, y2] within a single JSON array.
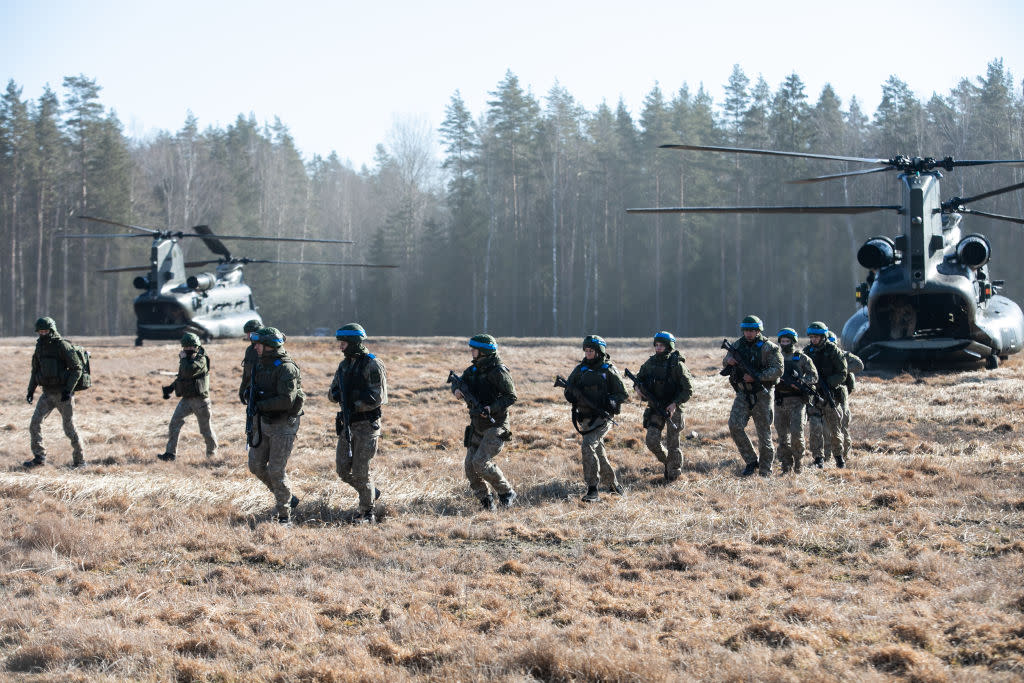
[[985, 354, 999, 370], [134, 337, 143, 347]]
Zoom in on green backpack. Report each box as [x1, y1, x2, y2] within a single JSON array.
[[66, 341, 92, 391]]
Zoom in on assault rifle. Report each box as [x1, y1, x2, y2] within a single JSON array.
[[447, 370, 496, 423], [623, 368, 678, 429], [245, 376, 262, 448], [816, 377, 844, 420], [554, 374, 617, 427], [333, 370, 353, 454], [778, 369, 825, 404], [720, 339, 771, 407]]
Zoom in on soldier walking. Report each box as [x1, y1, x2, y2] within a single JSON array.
[[24, 317, 86, 468], [451, 335, 517, 511], [562, 335, 627, 502], [804, 322, 848, 469], [722, 315, 783, 477], [158, 333, 218, 462], [329, 323, 388, 523], [773, 328, 818, 474], [238, 319, 262, 404], [247, 327, 305, 523], [634, 331, 693, 482], [828, 331, 863, 463]]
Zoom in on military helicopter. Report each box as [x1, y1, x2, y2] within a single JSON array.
[[65, 216, 397, 345], [628, 144, 1024, 368]]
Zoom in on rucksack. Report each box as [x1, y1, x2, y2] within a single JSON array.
[[66, 341, 92, 391]]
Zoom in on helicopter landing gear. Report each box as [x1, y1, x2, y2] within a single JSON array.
[[985, 354, 999, 370], [134, 337, 143, 347]]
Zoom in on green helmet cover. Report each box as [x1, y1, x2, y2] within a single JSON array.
[[469, 334, 497, 352], [582, 335, 607, 352], [336, 323, 367, 340], [740, 315, 763, 330], [243, 319, 262, 334], [807, 321, 829, 336], [181, 332, 202, 347], [777, 327, 798, 342], [34, 316, 56, 332], [256, 326, 285, 348]]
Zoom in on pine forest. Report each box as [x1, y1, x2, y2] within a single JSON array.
[[1, 61, 1022, 339]]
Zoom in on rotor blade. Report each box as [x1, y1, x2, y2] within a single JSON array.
[[659, 144, 889, 165], [96, 264, 154, 273], [240, 259, 398, 268], [951, 159, 1024, 168], [191, 224, 232, 259], [77, 215, 160, 234], [954, 181, 1024, 206], [58, 232, 153, 239], [178, 233, 355, 245], [960, 208, 1024, 225], [626, 205, 902, 215], [789, 166, 895, 184]]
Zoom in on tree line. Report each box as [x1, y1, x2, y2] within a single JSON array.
[[1, 61, 1022, 339]]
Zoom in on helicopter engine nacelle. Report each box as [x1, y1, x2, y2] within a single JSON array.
[[857, 236, 899, 270], [186, 273, 217, 291], [956, 234, 991, 269], [133, 276, 150, 290]]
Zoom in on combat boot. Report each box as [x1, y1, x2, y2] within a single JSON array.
[[480, 495, 496, 511], [23, 457, 45, 469], [813, 457, 824, 469], [359, 510, 376, 524], [581, 486, 600, 502], [665, 470, 680, 482], [289, 495, 300, 511], [609, 483, 624, 495], [498, 491, 517, 508], [835, 455, 846, 469], [276, 508, 291, 524], [780, 465, 792, 475], [157, 452, 175, 462], [793, 459, 802, 474], [740, 462, 758, 477], [71, 458, 87, 469]]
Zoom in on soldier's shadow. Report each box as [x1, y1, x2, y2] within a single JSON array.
[[519, 479, 577, 503]]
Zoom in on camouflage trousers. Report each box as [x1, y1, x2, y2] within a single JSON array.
[[165, 396, 218, 457], [337, 419, 380, 512], [30, 389, 83, 463], [728, 388, 775, 473], [808, 386, 846, 463], [825, 393, 853, 461], [773, 395, 807, 472], [248, 416, 300, 518], [465, 425, 514, 500], [644, 408, 684, 477], [579, 417, 620, 489]]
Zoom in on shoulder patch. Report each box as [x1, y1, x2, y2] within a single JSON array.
[[274, 359, 282, 367], [367, 353, 376, 360], [756, 340, 764, 348]]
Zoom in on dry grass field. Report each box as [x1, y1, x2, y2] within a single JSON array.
[[1, 335, 1022, 682]]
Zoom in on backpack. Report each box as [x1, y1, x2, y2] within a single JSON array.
[[67, 342, 92, 391]]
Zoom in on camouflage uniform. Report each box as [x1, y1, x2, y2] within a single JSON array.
[[455, 338, 517, 507], [723, 326, 784, 475], [773, 337, 818, 474], [804, 330, 848, 468], [564, 337, 627, 498], [833, 349, 864, 461], [635, 336, 693, 479], [238, 319, 262, 404], [247, 328, 305, 522], [163, 340, 217, 459], [26, 317, 85, 467], [329, 330, 388, 516]]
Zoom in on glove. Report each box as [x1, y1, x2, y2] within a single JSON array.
[[26, 393, 33, 404], [608, 399, 620, 415], [239, 394, 248, 405], [60, 390, 71, 402], [480, 405, 492, 418], [162, 386, 173, 400]]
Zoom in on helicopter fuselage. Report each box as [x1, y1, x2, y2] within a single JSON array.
[[841, 172, 1024, 365]]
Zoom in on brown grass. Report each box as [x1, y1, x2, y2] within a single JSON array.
[[1, 335, 1023, 680]]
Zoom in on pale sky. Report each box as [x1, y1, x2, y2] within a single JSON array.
[[2, 0, 1022, 169]]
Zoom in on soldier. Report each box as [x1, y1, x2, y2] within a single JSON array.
[[562, 335, 627, 502], [773, 328, 818, 475], [634, 331, 693, 482], [238, 319, 263, 404], [329, 323, 388, 523], [247, 327, 305, 523], [24, 316, 86, 468], [804, 322, 848, 469], [828, 331, 864, 463], [451, 334, 518, 511], [157, 332, 218, 462], [722, 315, 784, 477]]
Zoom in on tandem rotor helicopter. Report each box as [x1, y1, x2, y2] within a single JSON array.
[[66, 216, 397, 345], [628, 144, 1024, 368]]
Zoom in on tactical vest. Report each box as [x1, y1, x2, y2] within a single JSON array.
[[777, 354, 804, 398], [572, 361, 613, 415], [253, 355, 305, 419], [731, 337, 777, 388], [806, 343, 841, 385], [175, 349, 210, 398], [643, 352, 680, 402], [34, 338, 73, 388]]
